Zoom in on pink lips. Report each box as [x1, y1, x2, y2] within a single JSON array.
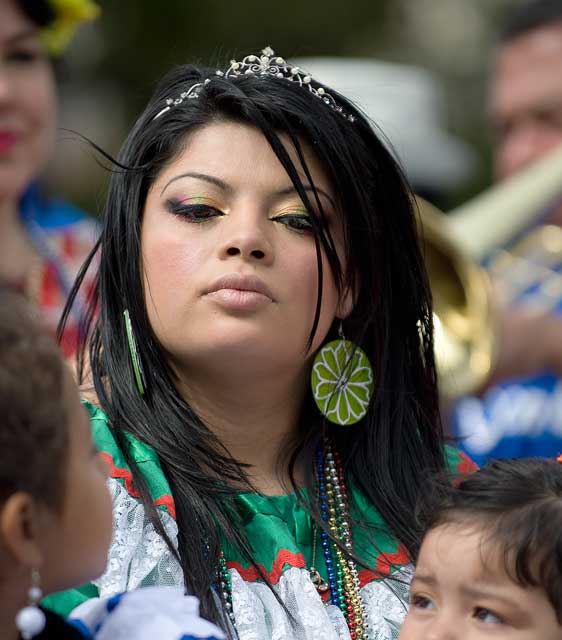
[[0, 132, 18, 153], [204, 273, 274, 311]]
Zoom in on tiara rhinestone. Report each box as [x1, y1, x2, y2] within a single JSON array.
[[154, 47, 355, 122]]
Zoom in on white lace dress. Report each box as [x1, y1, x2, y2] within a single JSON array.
[[43, 402, 423, 639], [93, 479, 411, 640]]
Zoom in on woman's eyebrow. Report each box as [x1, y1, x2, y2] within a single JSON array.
[[273, 185, 336, 209], [160, 172, 231, 197]]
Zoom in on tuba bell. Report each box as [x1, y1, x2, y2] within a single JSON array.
[[419, 142, 562, 397]]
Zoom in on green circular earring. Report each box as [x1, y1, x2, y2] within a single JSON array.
[[311, 328, 374, 426]]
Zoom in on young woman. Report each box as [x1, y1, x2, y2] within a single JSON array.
[[0, 0, 99, 356], [46, 48, 474, 639]]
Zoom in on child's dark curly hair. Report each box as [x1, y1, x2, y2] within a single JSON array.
[[0, 290, 68, 511], [418, 458, 562, 624]]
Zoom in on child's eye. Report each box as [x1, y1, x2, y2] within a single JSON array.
[[410, 594, 435, 610], [474, 607, 503, 624], [271, 213, 314, 233], [166, 200, 224, 223]]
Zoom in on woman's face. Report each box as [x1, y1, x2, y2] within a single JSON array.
[[141, 120, 352, 379], [0, 0, 56, 202]]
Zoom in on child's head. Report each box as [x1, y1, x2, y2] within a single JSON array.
[[0, 290, 112, 597], [400, 458, 562, 640]]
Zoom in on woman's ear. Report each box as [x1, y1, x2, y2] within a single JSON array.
[[335, 285, 355, 321], [0, 493, 45, 569]]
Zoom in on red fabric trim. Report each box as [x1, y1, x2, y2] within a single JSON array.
[[457, 450, 478, 474], [100, 452, 176, 519], [226, 549, 307, 585], [358, 544, 410, 588], [225, 544, 411, 589]]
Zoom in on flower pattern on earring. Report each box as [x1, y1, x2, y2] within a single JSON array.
[[311, 338, 374, 425], [15, 569, 46, 639]]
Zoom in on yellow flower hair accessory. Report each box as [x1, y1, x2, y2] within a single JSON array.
[[40, 0, 100, 56]]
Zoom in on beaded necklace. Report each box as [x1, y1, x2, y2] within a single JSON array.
[[217, 441, 368, 639]]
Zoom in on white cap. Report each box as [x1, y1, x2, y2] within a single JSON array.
[[294, 57, 478, 191]]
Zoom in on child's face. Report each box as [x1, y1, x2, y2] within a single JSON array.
[[399, 522, 562, 640], [40, 368, 112, 594]]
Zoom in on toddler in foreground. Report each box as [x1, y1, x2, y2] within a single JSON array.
[[0, 290, 223, 640], [400, 457, 562, 639]]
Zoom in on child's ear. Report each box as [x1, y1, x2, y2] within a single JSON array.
[[0, 493, 45, 568]]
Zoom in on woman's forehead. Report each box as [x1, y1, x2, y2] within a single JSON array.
[[152, 120, 335, 199]]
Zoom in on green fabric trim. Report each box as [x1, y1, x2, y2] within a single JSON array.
[[444, 442, 477, 474], [223, 479, 408, 584], [86, 401, 175, 516], [42, 583, 99, 617]]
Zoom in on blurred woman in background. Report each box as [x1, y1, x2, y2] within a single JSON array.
[[0, 0, 98, 355]]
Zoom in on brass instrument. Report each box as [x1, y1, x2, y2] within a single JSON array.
[[420, 143, 562, 397]]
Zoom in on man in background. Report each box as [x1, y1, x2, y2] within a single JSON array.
[[492, 0, 562, 223], [453, 0, 562, 465]]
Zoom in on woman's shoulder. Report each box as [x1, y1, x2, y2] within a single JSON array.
[[443, 443, 478, 474], [84, 400, 176, 519]]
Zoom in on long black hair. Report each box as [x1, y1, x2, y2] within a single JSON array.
[[418, 458, 562, 624], [61, 56, 444, 628], [16, 0, 56, 29]]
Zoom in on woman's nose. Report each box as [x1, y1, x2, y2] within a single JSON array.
[[225, 245, 266, 260], [218, 211, 273, 264]]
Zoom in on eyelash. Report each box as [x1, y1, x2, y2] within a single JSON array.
[[166, 200, 318, 234], [410, 594, 505, 626], [410, 594, 433, 609], [270, 213, 315, 233], [166, 201, 224, 223], [473, 608, 504, 625]]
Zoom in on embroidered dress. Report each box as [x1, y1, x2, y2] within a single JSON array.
[[43, 402, 475, 639]]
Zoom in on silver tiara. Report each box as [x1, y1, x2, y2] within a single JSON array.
[[154, 46, 355, 122]]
